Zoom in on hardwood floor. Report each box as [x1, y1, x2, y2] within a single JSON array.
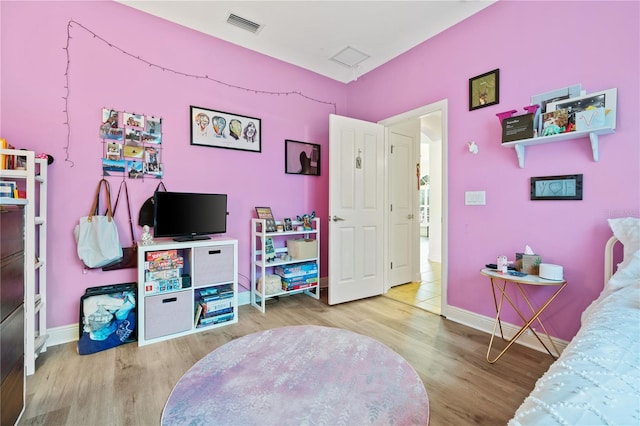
[[21, 291, 553, 426]]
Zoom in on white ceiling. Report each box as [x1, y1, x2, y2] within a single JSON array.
[[115, 1, 496, 83]]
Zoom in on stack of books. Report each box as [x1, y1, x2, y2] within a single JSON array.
[[274, 262, 318, 291], [194, 285, 234, 327], [143, 249, 184, 294]]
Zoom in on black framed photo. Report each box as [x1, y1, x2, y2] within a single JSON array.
[[530, 174, 583, 200], [469, 69, 500, 111], [190, 105, 261, 153], [283, 217, 293, 231], [285, 140, 320, 176], [255, 206, 277, 232]]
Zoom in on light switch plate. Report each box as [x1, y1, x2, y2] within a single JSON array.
[[465, 191, 486, 205]]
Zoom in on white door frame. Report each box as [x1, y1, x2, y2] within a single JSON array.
[[378, 99, 448, 314]]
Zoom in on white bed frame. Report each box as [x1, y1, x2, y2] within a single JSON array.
[[604, 235, 620, 283]]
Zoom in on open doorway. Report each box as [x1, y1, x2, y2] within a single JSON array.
[[417, 110, 442, 315], [383, 105, 445, 316]]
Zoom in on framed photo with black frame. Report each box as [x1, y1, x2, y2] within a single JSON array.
[[285, 140, 320, 176], [530, 174, 583, 200], [469, 69, 499, 111], [255, 206, 277, 232], [190, 105, 261, 153]]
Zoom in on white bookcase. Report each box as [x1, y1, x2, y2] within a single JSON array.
[[0, 148, 48, 376], [136, 237, 238, 346], [251, 218, 320, 313]]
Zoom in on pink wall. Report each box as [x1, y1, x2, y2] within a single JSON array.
[[346, 1, 639, 340], [1, 1, 638, 341], [1, 1, 344, 328]]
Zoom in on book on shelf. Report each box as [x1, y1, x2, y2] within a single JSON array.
[[198, 312, 234, 326], [194, 304, 203, 327]]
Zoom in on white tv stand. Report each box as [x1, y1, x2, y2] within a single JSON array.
[[136, 237, 238, 346]]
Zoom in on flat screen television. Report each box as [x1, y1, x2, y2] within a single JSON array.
[[154, 191, 228, 241]]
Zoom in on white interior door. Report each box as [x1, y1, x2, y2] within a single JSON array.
[[328, 114, 385, 305], [388, 127, 416, 287]]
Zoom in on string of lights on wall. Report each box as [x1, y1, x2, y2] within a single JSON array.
[[62, 19, 338, 166]]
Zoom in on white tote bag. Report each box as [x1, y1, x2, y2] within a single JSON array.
[[74, 179, 123, 268]]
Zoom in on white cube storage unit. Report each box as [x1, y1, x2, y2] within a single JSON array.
[[137, 237, 238, 346]]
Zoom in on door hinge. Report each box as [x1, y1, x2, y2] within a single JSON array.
[[390, 145, 394, 154], [390, 204, 393, 212], [390, 262, 393, 269]]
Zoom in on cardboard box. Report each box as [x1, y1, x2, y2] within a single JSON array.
[[515, 253, 542, 275], [286, 238, 318, 260]]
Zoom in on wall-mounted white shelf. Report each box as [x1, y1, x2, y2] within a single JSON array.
[[502, 127, 615, 168]]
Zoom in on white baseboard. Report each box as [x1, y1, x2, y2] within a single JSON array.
[[443, 305, 568, 355]]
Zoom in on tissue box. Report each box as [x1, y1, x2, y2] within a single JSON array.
[[286, 238, 318, 260], [516, 253, 542, 275]]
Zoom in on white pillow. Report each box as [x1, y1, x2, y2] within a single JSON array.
[[608, 217, 640, 271], [608, 250, 640, 288]]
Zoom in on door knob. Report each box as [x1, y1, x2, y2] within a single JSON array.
[[332, 216, 345, 222]]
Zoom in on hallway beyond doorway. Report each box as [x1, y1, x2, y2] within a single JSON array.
[[385, 237, 441, 314]]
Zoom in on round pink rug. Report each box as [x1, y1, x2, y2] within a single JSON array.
[[162, 325, 429, 425]]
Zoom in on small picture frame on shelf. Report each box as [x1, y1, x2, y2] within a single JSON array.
[[255, 206, 277, 232], [264, 237, 276, 262], [283, 217, 293, 231]]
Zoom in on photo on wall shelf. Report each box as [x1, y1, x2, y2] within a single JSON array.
[[530, 84, 583, 136], [546, 88, 617, 132]]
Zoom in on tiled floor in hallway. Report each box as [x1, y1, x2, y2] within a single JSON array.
[[385, 237, 441, 315]]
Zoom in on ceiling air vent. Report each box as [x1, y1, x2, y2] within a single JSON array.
[[330, 46, 370, 68], [226, 13, 263, 34]]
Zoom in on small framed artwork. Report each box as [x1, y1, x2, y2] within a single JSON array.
[[190, 105, 261, 153], [530, 174, 583, 200], [264, 237, 276, 262], [255, 206, 277, 232], [469, 68, 499, 110], [283, 217, 293, 231], [285, 140, 320, 176]]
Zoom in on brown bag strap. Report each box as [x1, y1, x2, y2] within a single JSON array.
[[110, 180, 135, 245], [89, 179, 113, 222]]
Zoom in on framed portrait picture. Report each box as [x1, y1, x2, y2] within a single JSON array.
[[530, 174, 583, 200], [546, 88, 617, 132], [469, 69, 499, 110], [190, 105, 261, 153], [283, 217, 293, 231], [285, 140, 320, 176]]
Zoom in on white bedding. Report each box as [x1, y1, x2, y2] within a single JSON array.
[[510, 241, 640, 425]]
